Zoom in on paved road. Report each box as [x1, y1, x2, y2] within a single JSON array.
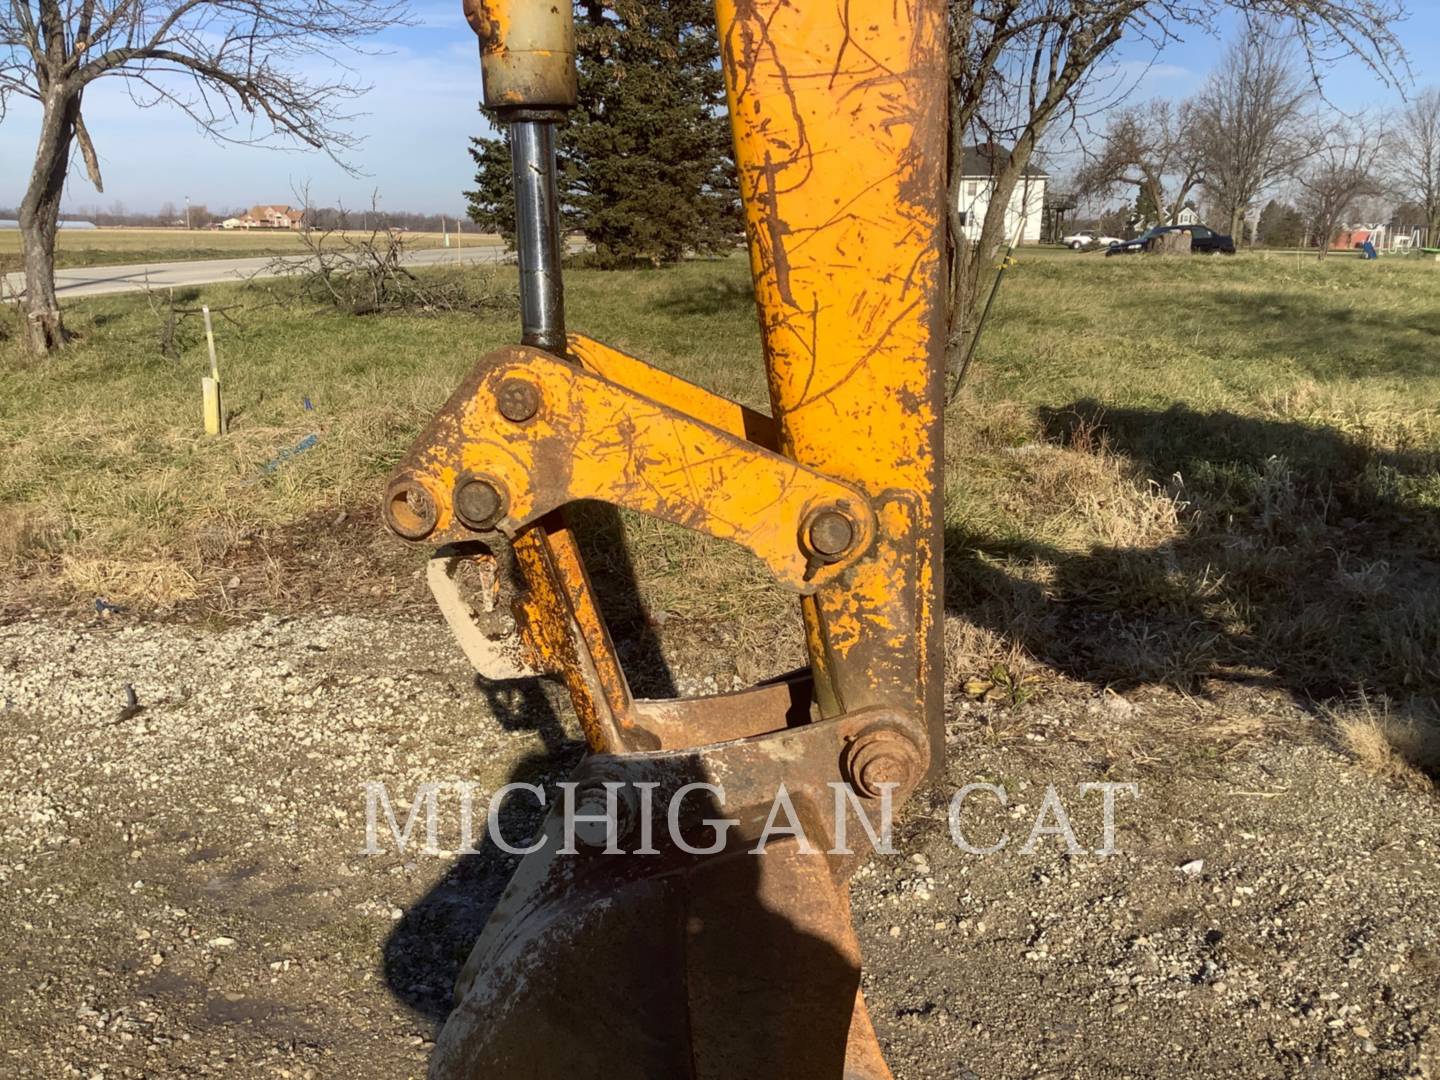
[[2, 245, 512, 300]]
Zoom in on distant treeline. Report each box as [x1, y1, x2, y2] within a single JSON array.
[[302, 207, 483, 232]]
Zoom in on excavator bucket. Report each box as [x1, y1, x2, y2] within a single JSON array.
[[381, 0, 947, 1072], [429, 719, 901, 1078]]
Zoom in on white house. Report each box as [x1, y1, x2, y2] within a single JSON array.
[[1131, 202, 1200, 231], [955, 144, 1048, 244]]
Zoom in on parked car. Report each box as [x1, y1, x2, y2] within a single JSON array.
[[1106, 224, 1236, 256], [1061, 232, 1123, 250]]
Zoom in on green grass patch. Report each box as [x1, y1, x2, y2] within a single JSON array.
[[2, 250, 1437, 708]]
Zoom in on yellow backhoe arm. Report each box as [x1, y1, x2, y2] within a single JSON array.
[[381, 0, 946, 1070]]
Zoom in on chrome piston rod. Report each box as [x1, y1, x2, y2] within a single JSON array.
[[510, 118, 566, 354]]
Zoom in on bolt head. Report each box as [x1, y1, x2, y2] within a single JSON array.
[[571, 780, 637, 850], [806, 509, 856, 558], [454, 477, 505, 530], [844, 728, 921, 799], [497, 378, 541, 423], [858, 752, 908, 792]]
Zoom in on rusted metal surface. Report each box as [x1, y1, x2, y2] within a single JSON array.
[[631, 670, 812, 748], [842, 721, 924, 799], [388, 0, 950, 1072], [384, 345, 877, 592], [715, 0, 949, 771], [508, 521, 642, 753], [430, 707, 914, 1078], [567, 333, 780, 448], [463, 0, 577, 109]]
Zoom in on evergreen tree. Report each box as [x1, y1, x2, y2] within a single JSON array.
[[1257, 199, 1305, 248], [1097, 205, 1130, 240], [466, 123, 516, 239], [1134, 187, 1161, 229], [466, 0, 740, 266]]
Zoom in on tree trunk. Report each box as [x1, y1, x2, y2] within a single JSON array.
[[946, 138, 1036, 391], [1154, 230, 1192, 256], [944, 114, 971, 385], [18, 88, 82, 355], [1230, 206, 1244, 245]]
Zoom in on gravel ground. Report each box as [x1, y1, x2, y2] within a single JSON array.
[[1, 612, 1437, 1079]]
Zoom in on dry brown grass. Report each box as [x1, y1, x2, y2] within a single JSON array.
[[57, 554, 201, 605], [944, 611, 1018, 674], [0, 503, 64, 566], [940, 253, 1440, 704], [1328, 695, 1440, 792], [940, 391, 1189, 686], [944, 390, 1185, 556]]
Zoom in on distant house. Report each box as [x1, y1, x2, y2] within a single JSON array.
[[1132, 202, 1201, 231], [955, 144, 1048, 245], [222, 205, 305, 230], [1332, 224, 1385, 250]]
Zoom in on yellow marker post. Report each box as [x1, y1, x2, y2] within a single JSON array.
[[201, 377, 221, 435], [201, 305, 224, 435]]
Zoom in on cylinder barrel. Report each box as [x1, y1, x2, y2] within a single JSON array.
[[464, 0, 577, 110]]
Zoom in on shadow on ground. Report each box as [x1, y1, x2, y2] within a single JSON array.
[[380, 676, 581, 1023], [945, 401, 1440, 705], [652, 276, 756, 317], [383, 399, 1440, 1053]]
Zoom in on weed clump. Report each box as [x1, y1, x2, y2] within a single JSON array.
[[1328, 694, 1440, 792]]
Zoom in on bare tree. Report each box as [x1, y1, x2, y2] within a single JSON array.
[[946, 0, 1406, 390], [1192, 27, 1320, 244], [1298, 126, 1385, 258], [0, 0, 404, 355], [1073, 98, 1206, 227], [1393, 87, 1440, 244], [947, 1, 1145, 389]]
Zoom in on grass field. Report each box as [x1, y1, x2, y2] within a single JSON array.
[[0, 226, 500, 270], [1, 249, 1437, 774]]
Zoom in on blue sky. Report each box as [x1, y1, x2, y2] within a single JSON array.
[[1107, 6, 1438, 115], [1, 1, 1435, 216]]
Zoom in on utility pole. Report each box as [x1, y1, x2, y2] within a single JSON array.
[[185, 195, 191, 230]]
